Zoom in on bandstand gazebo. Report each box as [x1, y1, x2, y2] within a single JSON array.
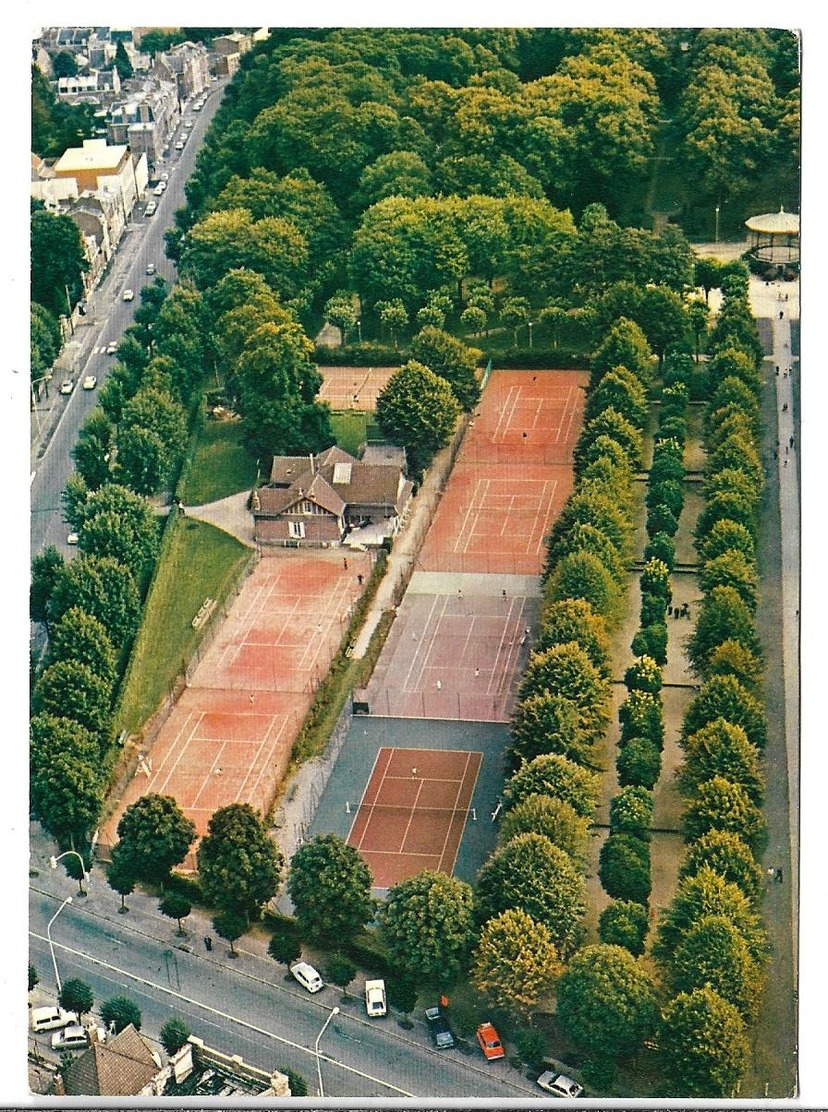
[[745, 206, 800, 268]]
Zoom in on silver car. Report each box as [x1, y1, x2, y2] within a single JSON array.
[[537, 1070, 584, 1098]]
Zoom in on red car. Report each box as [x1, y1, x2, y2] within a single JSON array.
[[476, 1021, 505, 1061]]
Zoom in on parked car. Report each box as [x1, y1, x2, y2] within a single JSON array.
[[476, 1021, 505, 1061], [364, 979, 386, 1017], [31, 1006, 77, 1033], [537, 1071, 584, 1098], [51, 1025, 89, 1051], [122, 289, 134, 302], [144, 201, 157, 217], [106, 340, 119, 354], [425, 1005, 455, 1049], [160, 172, 170, 181], [153, 184, 165, 196], [175, 140, 184, 150], [66, 532, 79, 546], [82, 375, 97, 390], [59, 379, 74, 394], [290, 961, 323, 993], [146, 263, 156, 275]]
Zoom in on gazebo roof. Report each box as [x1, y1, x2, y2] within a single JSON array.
[[744, 207, 800, 235]]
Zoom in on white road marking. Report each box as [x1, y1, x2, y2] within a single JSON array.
[[29, 930, 414, 1096]]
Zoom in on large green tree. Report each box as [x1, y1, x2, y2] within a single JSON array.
[[381, 870, 477, 985], [287, 834, 374, 943], [375, 360, 461, 476], [666, 915, 764, 1023], [196, 804, 283, 921], [556, 944, 659, 1064], [497, 794, 591, 865], [659, 986, 749, 1098], [679, 718, 764, 803], [474, 833, 586, 957], [47, 554, 140, 652], [471, 909, 562, 1021], [115, 794, 197, 888], [504, 753, 601, 819], [409, 326, 481, 411], [31, 206, 89, 317]]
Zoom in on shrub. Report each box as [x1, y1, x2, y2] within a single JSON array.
[[598, 899, 649, 956], [617, 736, 662, 790], [599, 833, 651, 903]]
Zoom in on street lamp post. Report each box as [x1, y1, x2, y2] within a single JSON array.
[[315, 1005, 340, 1097], [527, 320, 534, 348], [50, 851, 90, 897], [714, 204, 720, 243], [356, 319, 362, 343], [46, 896, 73, 997]]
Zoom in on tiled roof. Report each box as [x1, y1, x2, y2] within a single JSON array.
[[64, 1025, 159, 1096]]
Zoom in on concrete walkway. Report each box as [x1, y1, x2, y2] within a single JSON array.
[[184, 490, 256, 547]]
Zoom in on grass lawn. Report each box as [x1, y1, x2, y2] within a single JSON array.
[[178, 417, 259, 505], [115, 517, 253, 735], [330, 411, 368, 456]]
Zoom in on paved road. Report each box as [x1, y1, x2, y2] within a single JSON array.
[[28, 883, 540, 1100], [29, 78, 227, 561]]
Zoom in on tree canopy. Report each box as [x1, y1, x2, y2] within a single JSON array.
[[287, 833, 374, 943]]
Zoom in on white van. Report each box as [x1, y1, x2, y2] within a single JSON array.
[[290, 961, 323, 993], [364, 979, 387, 1017], [31, 1006, 77, 1033]]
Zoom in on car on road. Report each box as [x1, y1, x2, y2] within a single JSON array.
[[122, 289, 134, 302], [364, 979, 387, 1017], [146, 263, 156, 275], [144, 201, 157, 217], [59, 379, 74, 394], [536, 1070, 584, 1098], [192, 101, 202, 111], [31, 1006, 77, 1033], [476, 1021, 505, 1061], [153, 183, 165, 196], [175, 140, 185, 150], [66, 532, 79, 545], [82, 375, 97, 390], [160, 171, 170, 181], [290, 961, 323, 993], [106, 340, 119, 354], [425, 1005, 455, 1049], [51, 1025, 89, 1051]]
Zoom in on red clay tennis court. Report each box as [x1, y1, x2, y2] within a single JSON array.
[[418, 369, 587, 575], [346, 746, 483, 887], [102, 550, 371, 844], [318, 366, 397, 412]]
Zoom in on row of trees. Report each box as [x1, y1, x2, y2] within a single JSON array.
[[29, 281, 210, 854], [649, 264, 770, 1097]]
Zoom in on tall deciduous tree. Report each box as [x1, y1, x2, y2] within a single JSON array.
[[30, 546, 64, 624], [504, 753, 601, 819], [681, 675, 767, 751], [409, 326, 481, 411], [517, 641, 610, 745], [101, 996, 142, 1034], [381, 870, 477, 985], [31, 207, 89, 317], [681, 776, 766, 853], [557, 944, 659, 1067], [47, 554, 140, 652], [497, 794, 591, 865], [59, 980, 94, 1023], [33, 660, 113, 740], [288, 834, 374, 943], [472, 909, 562, 1021], [658, 986, 749, 1097], [666, 915, 764, 1023], [196, 804, 283, 921], [678, 830, 764, 903], [115, 794, 197, 888], [679, 718, 764, 803], [375, 360, 460, 476], [474, 833, 586, 957]]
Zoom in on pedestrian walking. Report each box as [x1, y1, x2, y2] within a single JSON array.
[[779, 310, 784, 319], [674, 609, 680, 620], [790, 435, 795, 447], [357, 573, 364, 585], [667, 605, 673, 617], [436, 679, 442, 690], [777, 867, 784, 884], [775, 366, 780, 376], [782, 403, 788, 412], [475, 667, 480, 677], [343, 557, 348, 570], [784, 458, 788, 467], [204, 936, 213, 951], [786, 445, 789, 455]]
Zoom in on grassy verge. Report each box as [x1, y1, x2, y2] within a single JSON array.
[[115, 517, 253, 735], [178, 416, 259, 505]]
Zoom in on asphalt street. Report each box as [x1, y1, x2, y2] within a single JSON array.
[[28, 885, 541, 1100], [29, 79, 226, 561]]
